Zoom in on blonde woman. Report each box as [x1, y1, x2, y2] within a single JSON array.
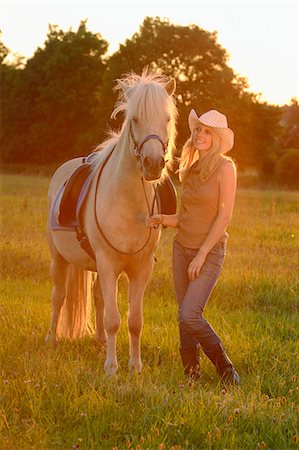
[[146, 109, 240, 385]]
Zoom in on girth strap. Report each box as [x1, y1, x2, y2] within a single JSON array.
[[76, 227, 96, 260]]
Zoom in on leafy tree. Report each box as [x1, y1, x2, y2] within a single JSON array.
[[95, 17, 280, 170], [276, 148, 299, 189], [0, 37, 24, 163], [97, 17, 243, 130], [0, 38, 8, 63], [1, 17, 283, 173], [1, 21, 108, 164], [280, 98, 299, 149], [258, 99, 298, 183]]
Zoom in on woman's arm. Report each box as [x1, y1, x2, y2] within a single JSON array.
[[188, 162, 237, 281], [145, 213, 179, 228]]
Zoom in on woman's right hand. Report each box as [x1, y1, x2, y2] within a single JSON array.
[[145, 213, 163, 228]]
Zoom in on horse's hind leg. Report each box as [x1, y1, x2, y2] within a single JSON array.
[[93, 276, 106, 345], [46, 250, 69, 346]]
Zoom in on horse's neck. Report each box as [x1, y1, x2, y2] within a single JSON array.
[[106, 140, 153, 212]]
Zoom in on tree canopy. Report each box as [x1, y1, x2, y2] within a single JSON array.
[[96, 17, 282, 169], [1, 21, 108, 163], [1, 17, 297, 184]]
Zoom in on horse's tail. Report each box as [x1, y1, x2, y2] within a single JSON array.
[[57, 265, 94, 339]]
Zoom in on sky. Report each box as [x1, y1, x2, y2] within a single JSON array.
[[1, 0, 298, 106]]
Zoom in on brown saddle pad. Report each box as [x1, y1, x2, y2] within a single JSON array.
[[156, 176, 177, 215], [59, 163, 92, 227]]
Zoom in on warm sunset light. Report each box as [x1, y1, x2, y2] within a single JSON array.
[[1, 0, 298, 106], [1, 3, 298, 449]]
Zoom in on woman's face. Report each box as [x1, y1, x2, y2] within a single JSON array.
[[192, 124, 213, 153]]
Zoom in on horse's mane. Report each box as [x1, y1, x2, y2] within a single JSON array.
[[93, 70, 177, 178]]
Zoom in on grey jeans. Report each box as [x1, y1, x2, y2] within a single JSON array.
[[172, 239, 226, 355]]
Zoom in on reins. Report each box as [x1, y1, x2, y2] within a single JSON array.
[[92, 145, 159, 256]]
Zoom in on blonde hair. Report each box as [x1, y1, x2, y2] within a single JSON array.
[[178, 128, 233, 183]]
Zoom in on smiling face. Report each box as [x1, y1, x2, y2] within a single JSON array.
[[192, 123, 213, 154]]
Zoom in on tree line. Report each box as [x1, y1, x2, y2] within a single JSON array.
[[1, 18, 298, 187]]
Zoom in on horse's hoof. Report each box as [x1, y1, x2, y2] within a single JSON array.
[[104, 362, 118, 377], [95, 335, 106, 347], [128, 360, 142, 374], [45, 333, 57, 347]]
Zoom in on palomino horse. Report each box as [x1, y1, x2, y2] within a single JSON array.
[[46, 72, 177, 375]]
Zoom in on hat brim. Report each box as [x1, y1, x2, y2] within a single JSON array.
[[188, 109, 234, 153]]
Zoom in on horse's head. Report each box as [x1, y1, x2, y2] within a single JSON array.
[[113, 72, 177, 181]]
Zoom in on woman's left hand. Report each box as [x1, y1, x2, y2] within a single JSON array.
[[145, 213, 163, 228], [188, 253, 206, 281]]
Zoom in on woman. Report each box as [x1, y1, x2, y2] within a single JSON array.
[[146, 109, 240, 385]]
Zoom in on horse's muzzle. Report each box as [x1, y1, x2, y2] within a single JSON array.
[[143, 156, 165, 180]]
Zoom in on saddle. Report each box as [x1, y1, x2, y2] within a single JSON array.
[[59, 163, 92, 227], [50, 152, 106, 231]]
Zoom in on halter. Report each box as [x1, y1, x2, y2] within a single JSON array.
[[130, 121, 168, 168]]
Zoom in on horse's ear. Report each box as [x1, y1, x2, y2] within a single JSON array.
[[116, 79, 132, 98], [165, 78, 176, 96], [116, 79, 126, 92]]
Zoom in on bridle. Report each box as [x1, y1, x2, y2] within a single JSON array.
[[129, 121, 168, 170]]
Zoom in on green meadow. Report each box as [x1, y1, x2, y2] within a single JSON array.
[[0, 173, 298, 450]]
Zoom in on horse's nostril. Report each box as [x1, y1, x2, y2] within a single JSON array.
[[143, 156, 164, 172], [143, 156, 151, 168]]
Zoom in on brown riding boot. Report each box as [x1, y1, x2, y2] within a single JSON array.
[[180, 346, 200, 381], [206, 343, 240, 385]]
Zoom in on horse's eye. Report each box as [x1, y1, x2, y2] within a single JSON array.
[[133, 117, 138, 124]]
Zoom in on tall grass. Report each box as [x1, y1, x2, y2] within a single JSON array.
[[0, 173, 298, 450]]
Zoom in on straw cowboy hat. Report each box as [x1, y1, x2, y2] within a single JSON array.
[[188, 109, 234, 153]]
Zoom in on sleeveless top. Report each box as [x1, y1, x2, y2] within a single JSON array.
[[175, 157, 231, 249]]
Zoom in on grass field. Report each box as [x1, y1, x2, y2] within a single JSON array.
[[0, 173, 298, 450]]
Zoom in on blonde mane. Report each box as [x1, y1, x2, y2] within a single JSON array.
[[94, 71, 177, 178]]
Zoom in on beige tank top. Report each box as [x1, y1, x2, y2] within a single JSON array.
[[175, 158, 230, 249]]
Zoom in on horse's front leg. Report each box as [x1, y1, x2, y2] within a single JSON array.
[[97, 263, 120, 376], [128, 262, 154, 373]]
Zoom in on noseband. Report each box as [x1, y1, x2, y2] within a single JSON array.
[[130, 121, 168, 166]]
